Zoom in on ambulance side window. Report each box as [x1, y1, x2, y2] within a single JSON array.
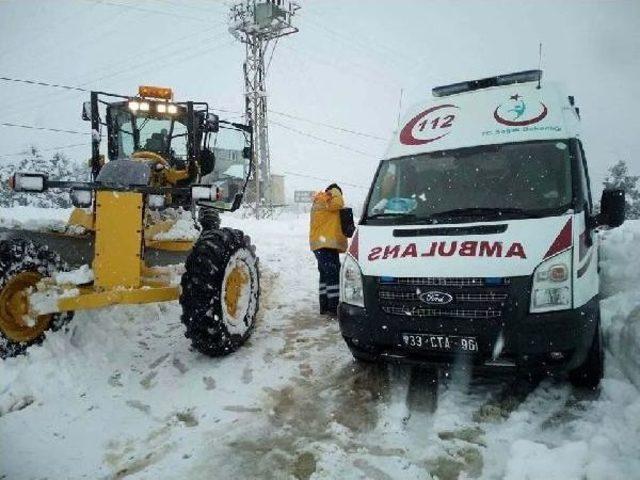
[[575, 141, 593, 214]]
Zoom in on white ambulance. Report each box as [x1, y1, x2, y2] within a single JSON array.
[[338, 70, 625, 388]]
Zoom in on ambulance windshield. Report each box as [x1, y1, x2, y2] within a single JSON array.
[[365, 140, 573, 224]]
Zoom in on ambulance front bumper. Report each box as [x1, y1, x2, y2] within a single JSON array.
[[338, 275, 599, 375]]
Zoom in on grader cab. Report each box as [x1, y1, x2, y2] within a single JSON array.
[[0, 86, 260, 358]]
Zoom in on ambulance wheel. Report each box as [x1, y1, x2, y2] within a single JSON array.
[[197, 207, 221, 231], [569, 320, 604, 390], [0, 238, 73, 358], [180, 228, 259, 356]]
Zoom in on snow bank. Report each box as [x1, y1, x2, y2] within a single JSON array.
[[0, 206, 72, 231], [505, 440, 588, 480], [54, 265, 94, 285], [152, 214, 199, 241], [600, 220, 640, 389]]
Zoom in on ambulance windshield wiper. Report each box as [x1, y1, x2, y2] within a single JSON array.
[[366, 212, 417, 220], [427, 207, 544, 219]]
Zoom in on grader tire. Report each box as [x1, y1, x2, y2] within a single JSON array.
[[0, 238, 73, 358], [197, 207, 221, 231], [179, 228, 259, 356]]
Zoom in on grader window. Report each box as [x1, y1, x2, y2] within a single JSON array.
[[112, 103, 189, 164]]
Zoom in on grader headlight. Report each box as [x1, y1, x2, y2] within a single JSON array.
[[11, 173, 47, 192], [147, 194, 166, 210], [70, 188, 93, 208], [155, 103, 177, 114], [191, 184, 216, 201]]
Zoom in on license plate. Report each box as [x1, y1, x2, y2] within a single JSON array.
[[401, 333, 478, 353]]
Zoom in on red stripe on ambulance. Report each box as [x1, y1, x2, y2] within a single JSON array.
[[543, 218, 572, 260]]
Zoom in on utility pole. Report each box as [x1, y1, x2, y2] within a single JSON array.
[[229, 0, 300, 217]]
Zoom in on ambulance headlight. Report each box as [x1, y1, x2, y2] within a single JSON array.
[[340, 254, 364, 308], [147, 194, 166, 210], [70, 188, 93, 208], [530, 249, 572, 313]]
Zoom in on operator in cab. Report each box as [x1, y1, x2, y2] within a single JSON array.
[[309, 184, 348, 316]]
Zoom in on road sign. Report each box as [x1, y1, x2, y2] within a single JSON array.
[[294, 190, 315, 203]]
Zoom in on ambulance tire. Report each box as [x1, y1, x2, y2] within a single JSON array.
[[0, 238, 73, 358], [569, 319, 604, 390], [180, 228, 259, 357]]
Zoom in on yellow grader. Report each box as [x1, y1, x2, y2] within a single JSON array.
[[0, 86, 259, 358]]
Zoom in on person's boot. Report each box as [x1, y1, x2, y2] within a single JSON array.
[[325, 283, 339, 317], [326, 297, 339, 317], [319, 287, 328, 315]]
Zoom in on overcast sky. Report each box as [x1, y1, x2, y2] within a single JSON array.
[[1, 0, 639, 207]]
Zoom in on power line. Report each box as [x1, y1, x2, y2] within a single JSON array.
[[84, 0, 227, 25], [0, 30, 230, 116], [0, 123, 90, 136], [280, 42, 400, 92], [150, 0, 228, 16], [270, 119, 378, 158], [301, 7, 422, 79], [0, 142, 87, 159], [0, 77, 88, 92], [269, 109, 387, 141], [0, 120, 379, 161], [0, 2, 100, 62], [0, 76, 387, 143]]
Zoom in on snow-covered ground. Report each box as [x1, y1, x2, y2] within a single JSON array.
[[1, 208, 640, 480]]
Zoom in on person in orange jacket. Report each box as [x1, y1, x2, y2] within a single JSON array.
[[309, 183, 348, 315]]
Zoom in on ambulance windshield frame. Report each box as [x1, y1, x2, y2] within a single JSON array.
[[363, 139, 576, 225]]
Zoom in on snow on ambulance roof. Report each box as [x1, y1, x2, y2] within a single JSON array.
[[387, 75, 581, 160]]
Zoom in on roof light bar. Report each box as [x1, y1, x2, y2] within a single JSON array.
[[138, 85, 173, 100], [433, 70, 543, 97]]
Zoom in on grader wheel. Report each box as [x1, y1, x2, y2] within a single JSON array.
[[179, 228, 259, 356], [0, 239, 73, 358], [0, 271, 52, 343]]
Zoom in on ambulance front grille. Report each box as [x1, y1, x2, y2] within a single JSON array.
[[379, 291, 509, 302], [381, 306, 503, 319], [377, 277, 510, 319]]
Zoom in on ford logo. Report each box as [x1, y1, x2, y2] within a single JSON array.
[[418, 291, 453, 305]]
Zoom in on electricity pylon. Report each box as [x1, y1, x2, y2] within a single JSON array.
[[229, 0, 300, 216]]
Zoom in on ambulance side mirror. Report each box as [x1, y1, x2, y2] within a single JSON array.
[[598, 188, 625, 228]]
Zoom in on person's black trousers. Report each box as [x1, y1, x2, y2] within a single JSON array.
[[313, 248, 341, 314]]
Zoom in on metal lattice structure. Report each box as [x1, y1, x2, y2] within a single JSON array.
[[229, 0, 300, 215]]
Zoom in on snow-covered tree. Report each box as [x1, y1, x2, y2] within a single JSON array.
[[0, 147, 89, 207], [603, 160, 640, 219]]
